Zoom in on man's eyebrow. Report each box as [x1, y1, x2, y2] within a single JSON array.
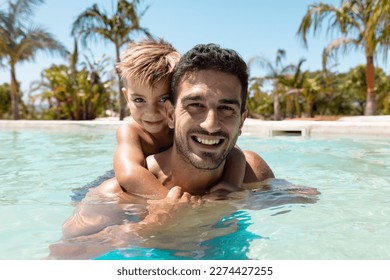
[[181, 94, 206, 102], [220, 98, 241, 107]]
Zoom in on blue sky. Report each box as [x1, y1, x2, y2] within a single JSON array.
[[1, 0, 388, 94]]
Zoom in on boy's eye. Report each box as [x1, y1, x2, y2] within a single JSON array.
[[159, 96, 170, 103], [134, 98, 144, 103]]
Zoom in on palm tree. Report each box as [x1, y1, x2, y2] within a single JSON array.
[[72, 0, 150, 120], [31, 40, 114, 120], [248, 49, 294, 120], [0, 0, 67, 120], [278, 58, 307, 118], [297, 0, 390, 115], [247, 77, 274, 119]]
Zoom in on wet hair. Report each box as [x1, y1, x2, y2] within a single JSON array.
[[116, 38, 181, 88], [171, 43, 248, 113]]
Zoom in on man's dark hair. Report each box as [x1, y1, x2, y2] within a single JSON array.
[[171, 43, 248, 113]]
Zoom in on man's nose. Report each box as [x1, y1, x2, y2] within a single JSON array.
[[200, 109, 221, 133]]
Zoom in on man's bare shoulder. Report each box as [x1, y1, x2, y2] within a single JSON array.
[[243, 150, 275, 184]]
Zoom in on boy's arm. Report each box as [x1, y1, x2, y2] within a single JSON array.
[[209, 146, 246, 193], [114, 124, 169, 199]]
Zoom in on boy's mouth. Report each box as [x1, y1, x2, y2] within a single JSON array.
[[144, 120, 163, 125]]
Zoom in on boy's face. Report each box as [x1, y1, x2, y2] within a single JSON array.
[[123, 78, 171, 134]]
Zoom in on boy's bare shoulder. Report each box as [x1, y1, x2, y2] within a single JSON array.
[[116, 121, 168, 156], [116, 121, 147, 143]]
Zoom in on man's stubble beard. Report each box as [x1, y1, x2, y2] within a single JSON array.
[[174, 129, 238, 171]]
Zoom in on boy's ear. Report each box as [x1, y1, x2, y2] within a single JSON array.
[[122, 88, 130, 103], [164, 101, 175, 129]]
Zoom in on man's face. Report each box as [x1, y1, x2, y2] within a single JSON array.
[[171, 69, 247, 170]]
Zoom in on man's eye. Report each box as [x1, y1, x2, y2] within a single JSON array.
[[220, 106, 234, 111], [219, 106, 236, 114], [219, 106, 238, 116], [188, 103, 203, 108]]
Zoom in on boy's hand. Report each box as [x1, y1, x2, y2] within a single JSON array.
[[143, 186, 201, 226]]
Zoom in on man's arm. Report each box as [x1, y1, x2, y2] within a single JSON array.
[[242, 150, 275, 186], [209, 146, 246, 193], [61, 177, 149, 239], [49, 187, 201, 260], [114, 123, 169, 199]]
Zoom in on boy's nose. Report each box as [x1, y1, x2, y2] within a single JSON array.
[[146, 103, 159, 114], [200, 109, 221, 133]]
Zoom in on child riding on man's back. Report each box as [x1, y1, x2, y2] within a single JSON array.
[[114, 38, 246, 199]]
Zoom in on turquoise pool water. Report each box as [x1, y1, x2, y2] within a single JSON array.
[[1, 125, 389, 259]]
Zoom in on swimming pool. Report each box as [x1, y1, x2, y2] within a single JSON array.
[[1, 123, 389, 259]]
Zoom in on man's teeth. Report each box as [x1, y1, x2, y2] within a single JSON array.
[[195, 137, 220, 145]]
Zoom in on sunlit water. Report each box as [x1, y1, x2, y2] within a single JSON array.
[[0, 125, 389, 259]]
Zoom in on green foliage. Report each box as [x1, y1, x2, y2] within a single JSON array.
[[0, 83, 11, 118], [336, 65, 390, 115], [32, 63, 114, 120], [247, 65, 390, 119], [247, 78, 273, 118]]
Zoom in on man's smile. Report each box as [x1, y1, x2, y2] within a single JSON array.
[[193, 136, 221, 145], [187, 129, 228, 149]]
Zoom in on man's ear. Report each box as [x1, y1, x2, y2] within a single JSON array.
[[239, 109, 248, 135], [122, 87, 130, 103], [164, 101, 175, 129]]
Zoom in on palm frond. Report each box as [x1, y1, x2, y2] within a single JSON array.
[[322, 37, 357, 71], [17, 25, 67, 62], [297, 2, 338, 46], [247, 56, 275, 76]]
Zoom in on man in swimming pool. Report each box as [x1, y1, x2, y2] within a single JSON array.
[[49, 43, 275, 259]]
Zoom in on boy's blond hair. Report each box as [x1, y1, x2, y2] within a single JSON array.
[[117, 38, 180, 88]]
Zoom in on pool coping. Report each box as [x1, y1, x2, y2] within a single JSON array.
[[1, 116, 390, 137]]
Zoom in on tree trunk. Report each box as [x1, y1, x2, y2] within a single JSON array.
[[304, 95, 313, 118], [116, 45, 127, 121], [294, 92, 301, 118], [273, 92, 281, 120], [364, 54, 376, 115], [285, 95, 293, 118], [10, 64, 20, 120]]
